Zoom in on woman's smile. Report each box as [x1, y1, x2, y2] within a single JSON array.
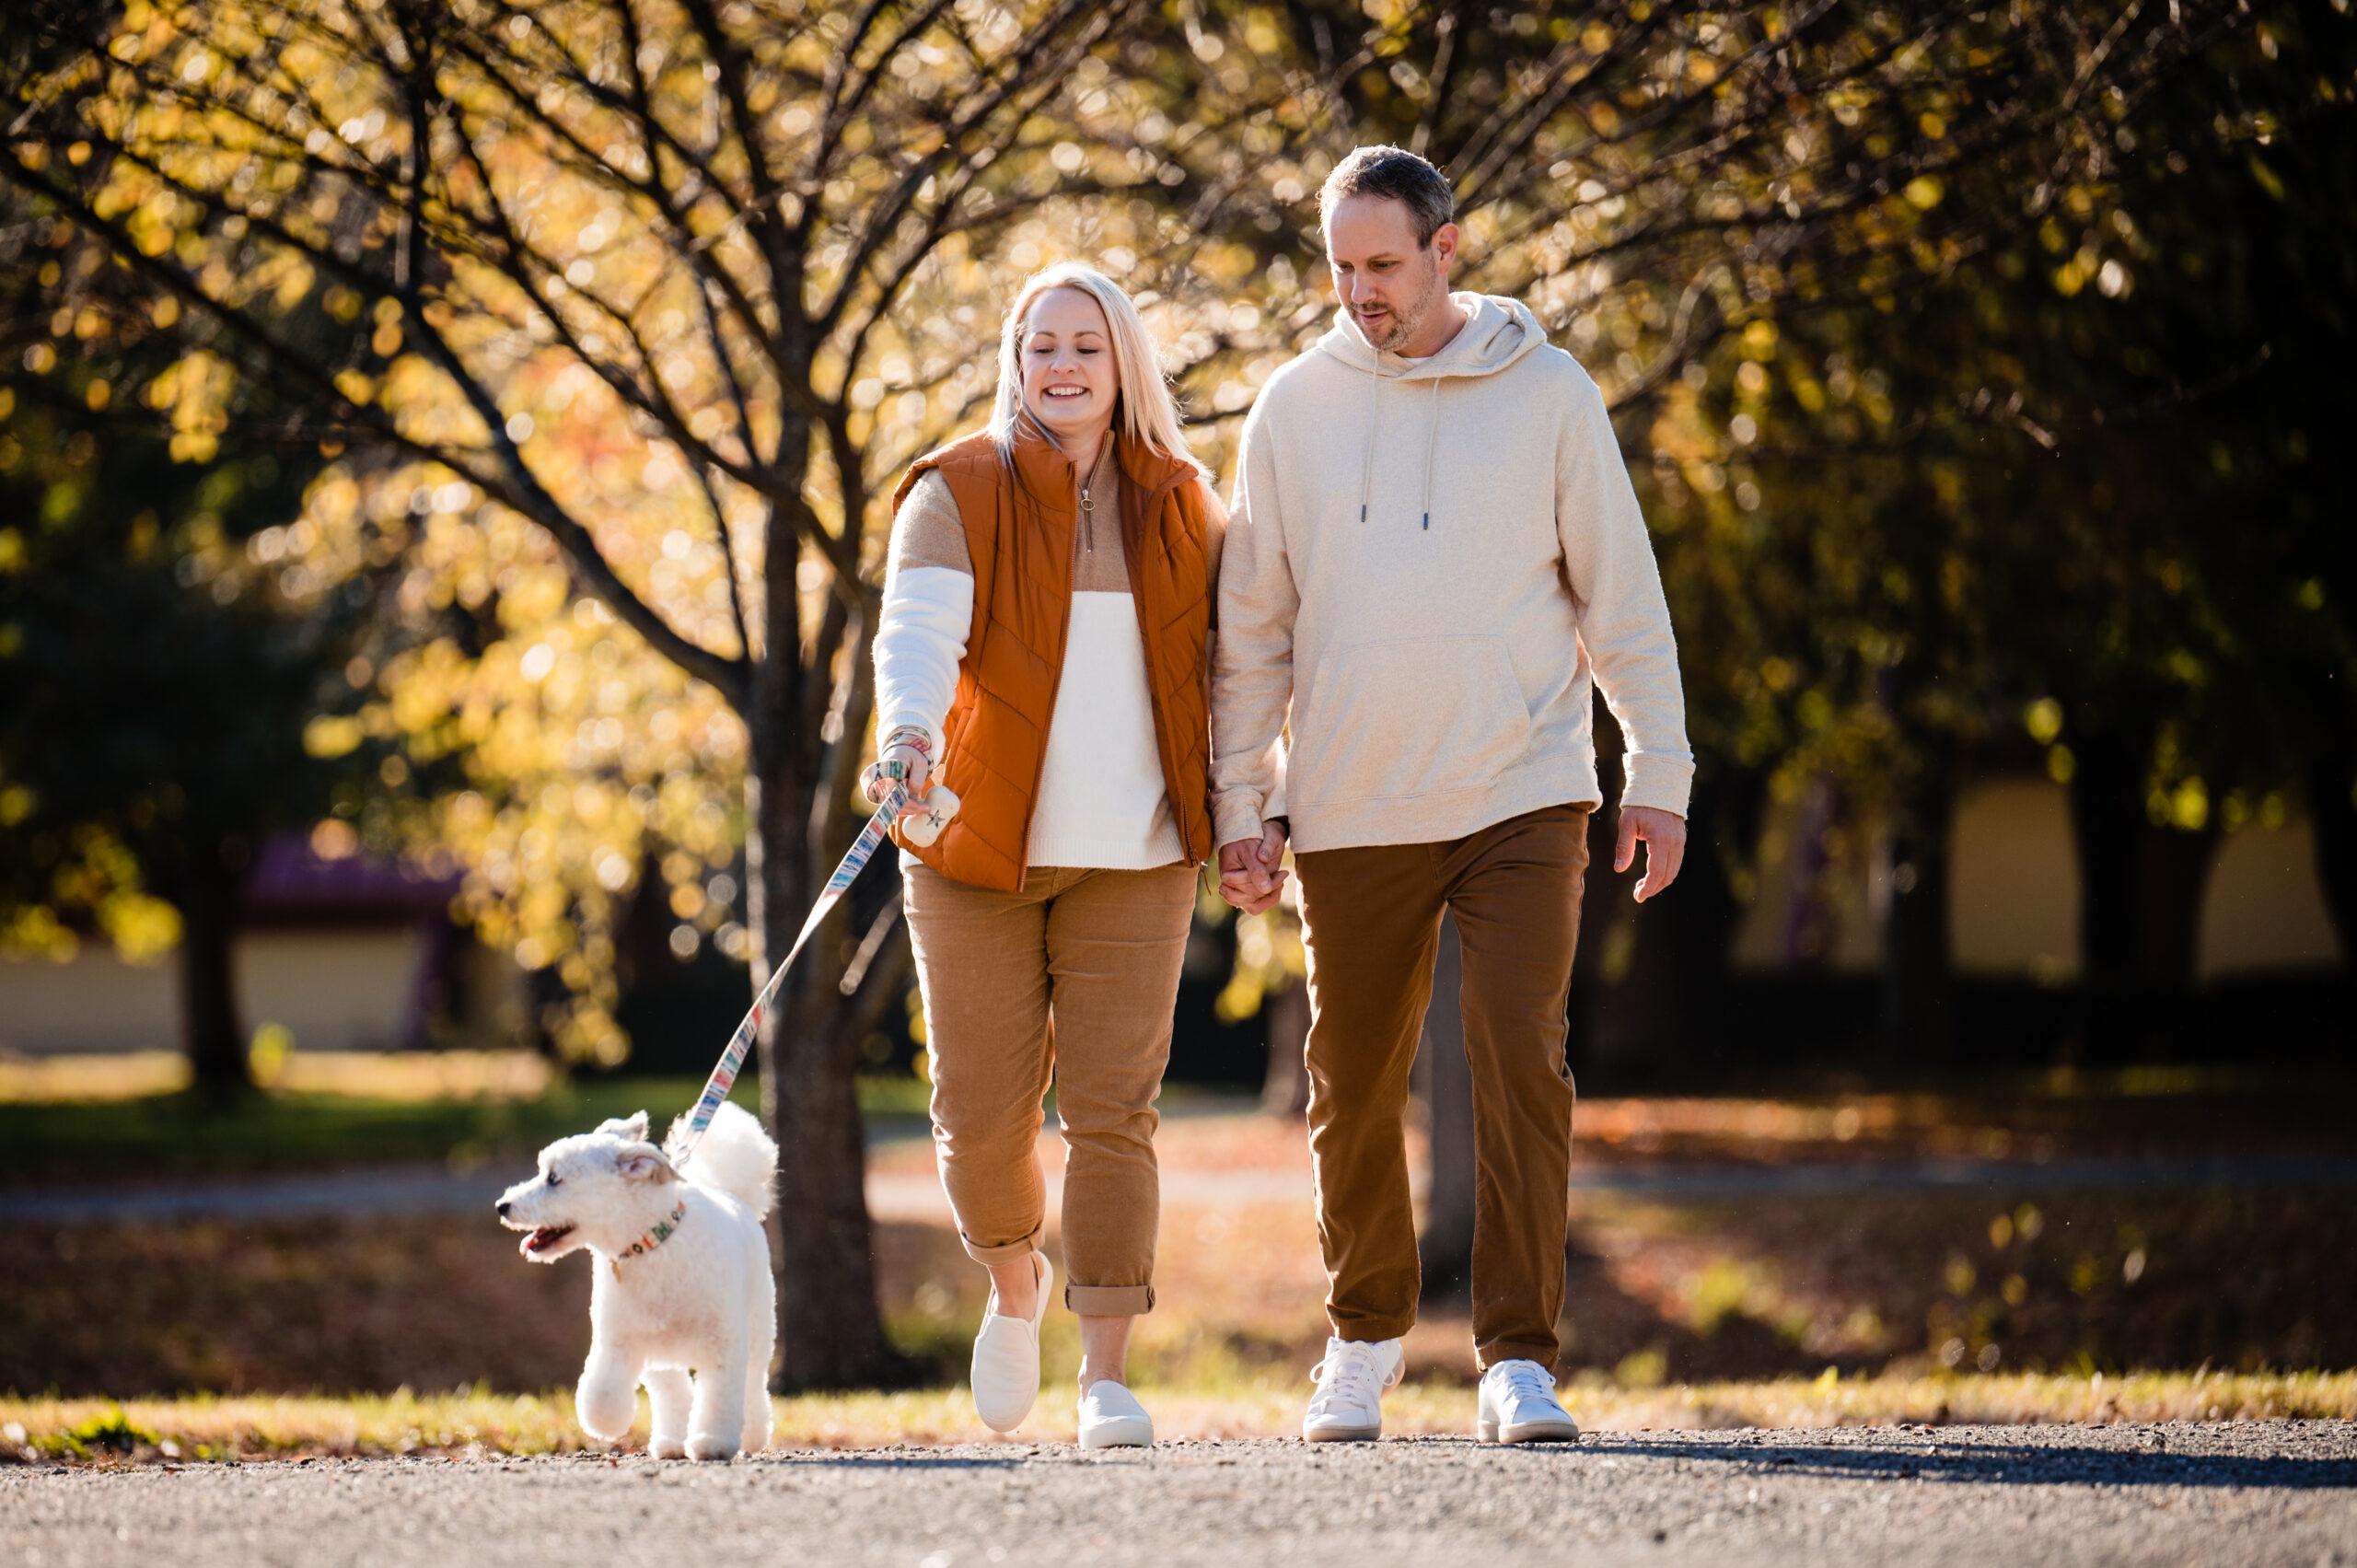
[[1021, 285, 1119, 451]]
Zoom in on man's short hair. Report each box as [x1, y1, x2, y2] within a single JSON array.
[[1318, 145, 1457, 249]]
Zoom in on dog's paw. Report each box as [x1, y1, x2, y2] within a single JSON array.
[[648, 1434, 688, 1460], [686, 1433, 741, 1462], [576, 1401, 638, 1445]]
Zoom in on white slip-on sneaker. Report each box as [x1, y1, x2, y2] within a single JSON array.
[[1077, 1379, 1155, 1448], [970, 1251, 1052, 1434], [1302, 1336, 1404, 1443], [1478, 1358, 1581, 1444]]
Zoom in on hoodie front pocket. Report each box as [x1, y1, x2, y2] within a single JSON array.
[[1289, 635, 1532, 806]]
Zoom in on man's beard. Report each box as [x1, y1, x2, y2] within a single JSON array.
[[1360, 255, 1443, 351]]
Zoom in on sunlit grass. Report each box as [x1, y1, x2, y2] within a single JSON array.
[[5, 1371, 2351, 1465], [0, 1051, 192, 1103], [0, 1070, 938, 1182], [0, 1050, 563, 1104]]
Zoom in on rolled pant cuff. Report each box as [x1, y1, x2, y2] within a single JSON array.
[[1332, 1316, 1416, 1345], [1475, 1342, 1562, 1374], [960, 1226, 1045, 1267], [1064, 1283, 1154, 1316]]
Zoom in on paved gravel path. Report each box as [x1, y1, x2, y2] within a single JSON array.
[[6, 1421, 2351, 1567], [8, 1154, 2355, 1225]]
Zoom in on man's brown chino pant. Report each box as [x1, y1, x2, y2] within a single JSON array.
[[1293, 802, 1592, 1371]]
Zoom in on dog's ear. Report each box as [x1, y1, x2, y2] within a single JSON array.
[[614, 1141, 679, 1183], [595, 1111, 651, 1142]]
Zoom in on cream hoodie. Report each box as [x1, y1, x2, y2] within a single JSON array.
[[1211, 292, 1692, 854]]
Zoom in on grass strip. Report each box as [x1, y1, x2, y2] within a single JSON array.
[[0, 1074, 940, 1185], [5, 1371, 2350, 1465]]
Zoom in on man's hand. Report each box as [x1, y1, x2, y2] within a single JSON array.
[[1217, 820, 1290, 915], [1614, 805, 1687, 902]]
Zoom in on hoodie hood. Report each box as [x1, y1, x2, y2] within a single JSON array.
[[1316, 291, 1548, 381], [1317, 292, 1549, 529]]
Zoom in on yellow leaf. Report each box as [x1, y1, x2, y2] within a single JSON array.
[[304, 714, 366, 758], [99, 892, 183, 965]]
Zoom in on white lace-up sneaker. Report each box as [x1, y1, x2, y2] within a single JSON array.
[[1478, 1358, 1581, 1444], [970, 1252, 1051, 1434], [1302, 1336, 1404, 1443], [1077, 1379, 1155, 1448]]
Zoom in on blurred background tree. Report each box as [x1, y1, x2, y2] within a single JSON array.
[[0, 157, 389, 1094], [1645, 0, 2357, 1064], [2, 0, 2347, 1385], [0, 0, 1202, 1389]]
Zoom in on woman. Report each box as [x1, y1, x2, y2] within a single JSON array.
[[864, 263, 1225, 1447]]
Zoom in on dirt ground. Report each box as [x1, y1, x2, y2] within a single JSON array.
[[6, 1108, 2355, 1399]]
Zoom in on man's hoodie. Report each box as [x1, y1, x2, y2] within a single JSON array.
[[1211, 292, 1693, 854]]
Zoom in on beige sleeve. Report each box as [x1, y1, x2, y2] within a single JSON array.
[[886, 470, 971, 578], [1200, 481, 1228, 629], [1209, 408, 1295, 847]]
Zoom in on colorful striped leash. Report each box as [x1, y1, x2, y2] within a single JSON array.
[[669, 781, 959, 1164]]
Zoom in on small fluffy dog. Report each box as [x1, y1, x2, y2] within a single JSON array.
[[497, 1102, 777, 1460]]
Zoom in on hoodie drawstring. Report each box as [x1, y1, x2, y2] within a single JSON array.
[[1422, 379, 1438, 530], [1361, 362, 1446, 530]]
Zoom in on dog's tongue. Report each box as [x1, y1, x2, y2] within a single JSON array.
[[521, 1225, 565, 1257]]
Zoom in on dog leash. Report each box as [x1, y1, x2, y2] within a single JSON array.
[[669, 780, 958, 1164]]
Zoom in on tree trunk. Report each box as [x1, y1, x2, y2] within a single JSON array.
[[1259, 976, 1311, 1117], [2069, 709, 2221, 1060], [179, 839, 250, 1096], [1573, 693, 1683, 1086], [2299, 730, 2357, 976], [1659, 764, 1760, 1082], [1880, 751, 1957, 1069], [747, 723, 917, 1390], [1416, 912, 1475, 1305], [743, 449, 913, 1390]]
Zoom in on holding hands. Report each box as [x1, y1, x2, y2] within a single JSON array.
[[1215, 806, 1686, 913], [1216, 820, 1290, 915]]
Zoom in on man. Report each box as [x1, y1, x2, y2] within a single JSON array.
[[1212, 145, 1692, 1445]]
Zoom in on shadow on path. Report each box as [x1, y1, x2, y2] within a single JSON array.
[[1597, 1432, 2357, 1490]]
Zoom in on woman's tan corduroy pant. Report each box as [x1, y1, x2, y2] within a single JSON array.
[[1292, 803, 1592, 1370], [902, 859, 1198, 1316]]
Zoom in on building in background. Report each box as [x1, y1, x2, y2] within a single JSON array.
[[0, 833, 525, 1059], [1729, 775, 2342, 982]]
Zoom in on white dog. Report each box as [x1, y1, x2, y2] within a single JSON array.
[[496, 1101, 778, 1460]]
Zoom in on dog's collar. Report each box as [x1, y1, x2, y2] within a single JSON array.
[[610, 1200, 687, 1275]]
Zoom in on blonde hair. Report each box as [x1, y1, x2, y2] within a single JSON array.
[[990, 263, 1205, 477]]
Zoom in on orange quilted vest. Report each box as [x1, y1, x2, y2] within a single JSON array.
[[887, 425, 1215, 891]]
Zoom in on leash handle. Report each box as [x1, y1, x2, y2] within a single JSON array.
[[670, 781, 959, 1161]]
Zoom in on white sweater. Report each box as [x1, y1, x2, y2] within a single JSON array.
[[1212, 293, 1693, 853]]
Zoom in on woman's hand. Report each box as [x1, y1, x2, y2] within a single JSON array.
[[1216, 820, 1289, 915], [861, 732, 934, 805]]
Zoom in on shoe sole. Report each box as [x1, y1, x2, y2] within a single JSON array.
[[1079, 1418, 1154, 1449], [1478, 1419, 1582, 1444], [1303, 1425, 1382, 1443]]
